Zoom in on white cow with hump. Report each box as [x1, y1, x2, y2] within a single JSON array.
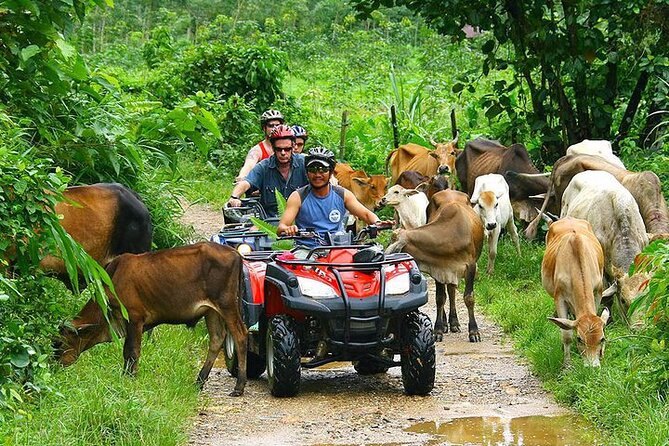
[[470, 174, 521, 274], [566, 139, 625, 169], [561, 170, 649, 313]]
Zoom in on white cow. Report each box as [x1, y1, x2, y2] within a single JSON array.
[[381, 185, 429, 229], [566, 139, 625, 169], [470, 174, 521, 274], [561, 170, 649, 312]]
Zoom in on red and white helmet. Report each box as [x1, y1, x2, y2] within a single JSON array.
[[269, 124, 295, 142]]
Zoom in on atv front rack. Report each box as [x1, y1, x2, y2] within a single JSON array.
[[275, 251, 423, 353]]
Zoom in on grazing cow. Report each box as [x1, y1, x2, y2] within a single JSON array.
[[387, 190, 484, 342], [386, 137, 460, 187], [470, 174, 521, 274], [560, 170, 649, 312], [566, 139, 625, 169], [380, 185, 429, 229], [54, 242, 248, 397], [542, 217, 612, 367], [334, 163, 388, 211], [40, 183, 152, 284], [455, 139, 550, 222], [523, 154, 669, 239]]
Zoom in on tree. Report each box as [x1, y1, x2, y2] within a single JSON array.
[[353, 0, 669, 163]]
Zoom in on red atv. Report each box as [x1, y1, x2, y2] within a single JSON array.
[[221, 225, 435, 397]]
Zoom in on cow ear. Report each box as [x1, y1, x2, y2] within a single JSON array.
[[351, 177, 369, 186], [547, 317, 577, 330], [405, 189, 420, 197], [600, 308, 610, 324], [416, 182, 429, 193]]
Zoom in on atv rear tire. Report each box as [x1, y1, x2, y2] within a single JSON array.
[[400, 311, 435, 395], [223, 332, 266, 379], [353, 358, 390, 375], [266, 315, 301, 397]]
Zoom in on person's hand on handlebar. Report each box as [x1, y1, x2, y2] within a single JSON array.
[[277, 223, 299, 237], [228, 197, 242, 208], [374, 219, 395, 228]]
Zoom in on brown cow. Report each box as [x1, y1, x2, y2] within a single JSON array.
[[386, 137, 460, 187], [334, 163, 388, 211], [54, 242, 248, 396], [40, 183, 152, 284], [387, 190, 484, 342], [455, 139, 550, 222], [523, 154, 669, 240], [396, 170, 450, 200], [542, 217, 613, 367]]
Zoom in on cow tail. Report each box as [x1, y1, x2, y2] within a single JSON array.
[[384, 149, 397, 176]]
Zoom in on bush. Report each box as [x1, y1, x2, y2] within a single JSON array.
[[148, 42, 287, 110]]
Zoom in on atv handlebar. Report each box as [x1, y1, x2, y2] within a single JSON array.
[[278, 223, 394, 246]]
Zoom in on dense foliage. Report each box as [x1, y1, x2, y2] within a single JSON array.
[[354, 0, 669, 163]]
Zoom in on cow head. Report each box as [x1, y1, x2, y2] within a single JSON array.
[[351, 175, 389, 211], [430, 134, 460, 178], [54, 307, 112, 366], [472, 190, 501, 232], [548, 308, 609, 367], [417, 175, 450, 199], [381, 184, 420, 207]]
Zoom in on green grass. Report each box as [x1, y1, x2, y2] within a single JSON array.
[[475, 237, 669, 445], [1, 325, 208, 446]]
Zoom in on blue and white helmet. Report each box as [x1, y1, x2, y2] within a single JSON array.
[[291, 125, 308, 140]]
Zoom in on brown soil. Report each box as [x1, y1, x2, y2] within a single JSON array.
[[180, 201, 571, 446]]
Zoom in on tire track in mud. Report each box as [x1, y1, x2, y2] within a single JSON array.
[[180, 201, 571, 446]]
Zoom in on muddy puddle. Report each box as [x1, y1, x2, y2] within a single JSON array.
[[313, 415, 600, 446]]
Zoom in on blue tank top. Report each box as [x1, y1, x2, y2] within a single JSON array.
[[294, 185, 347, 248]]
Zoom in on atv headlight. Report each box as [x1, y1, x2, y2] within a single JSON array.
[[237, 243, 252, 255], [297, 277, 338, 299], [385, 274, 410, 295]]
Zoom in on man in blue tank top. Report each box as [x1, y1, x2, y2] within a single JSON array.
[[277, 147, 391, 248]]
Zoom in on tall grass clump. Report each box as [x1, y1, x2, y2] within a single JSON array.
[[1, 325, 209, 446]]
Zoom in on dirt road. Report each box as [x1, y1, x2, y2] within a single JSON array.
[[180, 202, 580, 446]]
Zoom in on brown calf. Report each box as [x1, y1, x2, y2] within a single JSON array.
[[542, 217, 612, 367], [55, 242, 248, 396]]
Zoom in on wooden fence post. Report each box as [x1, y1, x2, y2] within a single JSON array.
[[339, 110, 349, 160]]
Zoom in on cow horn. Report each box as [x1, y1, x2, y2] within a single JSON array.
[[415, 182, 429, 193], [430, 139, 438, 148], [602, 282, 618, 298], [529, 194, 546, 199], [514, 172, 551, 178], [452, 130, 459, 146], [536, 208, 555, 225]]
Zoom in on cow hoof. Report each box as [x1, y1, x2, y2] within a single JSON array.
[[468, 331, 481, 342], [435, 332, 444, 342], [449, 324, 461, 333], [229, 389, 244, 397]]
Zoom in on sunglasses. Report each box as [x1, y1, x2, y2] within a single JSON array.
[[307, 165, 330, 174], [274, 147, 292, 153]]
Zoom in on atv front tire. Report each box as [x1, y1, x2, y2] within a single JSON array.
[[266, 315, 301, 397], [223, 332, 266, 379], [400, 311, 436, 395]]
